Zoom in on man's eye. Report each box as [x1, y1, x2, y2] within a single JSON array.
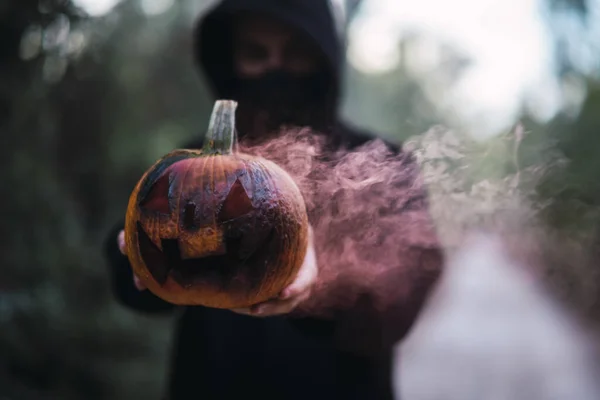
[[285, 40, 315, 60], [240, 44, 267, 61]]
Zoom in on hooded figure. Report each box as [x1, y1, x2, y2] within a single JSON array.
[[191, 0, 382, 149], [104, 1, 443, 399]]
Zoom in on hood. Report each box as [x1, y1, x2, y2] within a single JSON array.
[[192, 0, 342, 112]]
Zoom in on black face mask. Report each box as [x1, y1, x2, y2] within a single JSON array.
[[229, 70, 333, 138]]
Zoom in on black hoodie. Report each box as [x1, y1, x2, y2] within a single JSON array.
[[191, 0, 386, 150], [104, 1, 442, 399], [195, 0, 342, 99]]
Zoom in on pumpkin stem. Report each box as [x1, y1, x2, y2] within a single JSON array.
[[203, 100, 238, 155]]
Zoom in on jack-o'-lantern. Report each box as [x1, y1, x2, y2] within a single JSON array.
[[124, 100, 309, 308]]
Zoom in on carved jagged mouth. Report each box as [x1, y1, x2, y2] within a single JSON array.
[[136, 222, 276, 290]]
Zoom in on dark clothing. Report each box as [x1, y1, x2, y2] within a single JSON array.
[[104, 1, 443, 399], [105, 126, 401, 400]]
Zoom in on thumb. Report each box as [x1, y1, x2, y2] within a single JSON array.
[[280, 240, 317, 300], [133, 274, 147, 291], [117, 230, 127, 255]]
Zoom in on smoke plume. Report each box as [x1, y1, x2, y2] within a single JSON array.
[[239, 127, 443, 350]]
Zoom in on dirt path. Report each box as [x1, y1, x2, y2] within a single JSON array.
[[394, 234, 600, 400]]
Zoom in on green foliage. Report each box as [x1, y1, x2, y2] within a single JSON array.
[[342, 58, 442, 142], [404, 81, 600, 328], [534, 80, 600, 235], [1, 1, 211, 399]]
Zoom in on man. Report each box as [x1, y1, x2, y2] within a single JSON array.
[[104, 1, 444, 399]]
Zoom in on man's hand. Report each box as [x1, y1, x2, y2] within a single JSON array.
[[231, 227, 318, 317], [117, 230, 147, 291], [117, 227, 318, 313]]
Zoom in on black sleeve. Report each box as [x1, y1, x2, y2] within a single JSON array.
[[104, 220, 175, 314]]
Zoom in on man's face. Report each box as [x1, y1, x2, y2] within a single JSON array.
[[232, 14, 322, 78], [227, 13, 332, 138]]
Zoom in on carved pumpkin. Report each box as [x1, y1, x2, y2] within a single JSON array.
[[124, 100, 309, 308]]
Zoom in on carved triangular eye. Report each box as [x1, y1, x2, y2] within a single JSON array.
[[139, 173, 171, 214], [218, 178, 254, 222]]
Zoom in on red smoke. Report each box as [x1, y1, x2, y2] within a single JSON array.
[[239, 128, 444, 352]]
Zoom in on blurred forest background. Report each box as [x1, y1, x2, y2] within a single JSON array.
[[1, 0, 600, 399]]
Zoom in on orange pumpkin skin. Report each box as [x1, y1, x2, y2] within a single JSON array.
[[124, 101, 309, 308]]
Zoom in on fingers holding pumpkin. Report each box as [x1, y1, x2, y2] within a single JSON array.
[[118, 230, 127, 255], [133, 274, 147, 291], [280, 232, 317, 301], [231, 227, 317, 317], [117, 229, 147, 291], [232, 287, 312, 317]]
